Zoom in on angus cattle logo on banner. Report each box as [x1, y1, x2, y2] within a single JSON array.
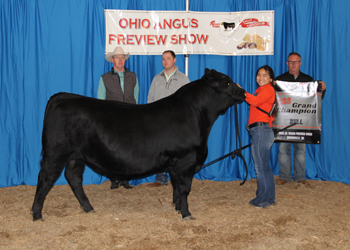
[[272, 81, 323, 144], [216, 18, 239, 38]]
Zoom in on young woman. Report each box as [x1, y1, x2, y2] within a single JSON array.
[[241, 65, 277, 208]]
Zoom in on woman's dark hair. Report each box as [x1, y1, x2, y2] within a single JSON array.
[[255, 65, 275, 81], [256, 65, 278, 117]]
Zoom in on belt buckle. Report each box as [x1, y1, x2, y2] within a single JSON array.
[[246, 124, 250, 131]]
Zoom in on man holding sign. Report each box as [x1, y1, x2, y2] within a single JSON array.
[[275, 52, 326, 186]]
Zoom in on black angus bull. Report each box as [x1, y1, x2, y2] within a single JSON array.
[[31, 69, 246, 221]]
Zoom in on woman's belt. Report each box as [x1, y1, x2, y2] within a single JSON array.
[[247, 122, 269, 129]]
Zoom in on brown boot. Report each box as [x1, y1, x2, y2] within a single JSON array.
[[276, 179, 287, 185], [298, 179, 310, 186], [147, 182, 166, 187]]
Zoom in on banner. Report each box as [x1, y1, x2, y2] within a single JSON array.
[[105, 10, 274, 56], [272, 81, 323, 144]]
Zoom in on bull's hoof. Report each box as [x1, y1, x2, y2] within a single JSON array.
[[183, 215, 196, 221], [86, 209, 95, 214], [81, 205, 94, 213], [121, 182, 134, 189], [31, 210, 43, 221], [33, 217, 44, 222], [32, 213, 43, 221]]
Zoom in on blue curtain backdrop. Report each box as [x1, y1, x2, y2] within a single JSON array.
[[1, 0, 349, 187]]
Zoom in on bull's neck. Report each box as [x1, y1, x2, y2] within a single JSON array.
[[181, 82, 227, 133]]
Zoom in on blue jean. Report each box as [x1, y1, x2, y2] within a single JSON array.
[[278, 142, 306, 182], [155, 172, 168, 184], [249, 124, 275, 207]]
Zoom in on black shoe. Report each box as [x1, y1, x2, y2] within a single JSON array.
[[120, 181, 134, 189], [110, 180, 121, 189]]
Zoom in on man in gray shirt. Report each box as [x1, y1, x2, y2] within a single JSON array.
[[147, 50, 190, 187]]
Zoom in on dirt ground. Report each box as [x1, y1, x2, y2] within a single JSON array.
[[0, 177, 349, 250]]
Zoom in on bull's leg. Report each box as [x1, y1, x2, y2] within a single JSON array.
[[170, 170, 196, 220], [169, 171, 180, 209], [64, 160, 94, 213], [178, 175, 196, 220], [31, 160, 65, 221]]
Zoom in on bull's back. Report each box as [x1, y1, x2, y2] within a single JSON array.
[[41, 93, 204, 177]]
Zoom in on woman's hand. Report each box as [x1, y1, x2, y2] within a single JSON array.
[[236, 84, 246, 97]]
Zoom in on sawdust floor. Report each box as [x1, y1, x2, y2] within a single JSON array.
[[0, 177, 349, 249]]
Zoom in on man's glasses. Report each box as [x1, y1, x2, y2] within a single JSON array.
[[287, 61, 301, 64]]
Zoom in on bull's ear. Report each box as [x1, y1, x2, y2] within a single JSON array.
[[202, 68, 213, 83]]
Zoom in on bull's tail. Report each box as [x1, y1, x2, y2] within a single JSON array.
[[43, 92, 76, 120], [41, 93, 62, 156], [41, 92, 79, 156]]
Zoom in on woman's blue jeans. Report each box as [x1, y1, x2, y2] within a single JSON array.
[[249, 124, 275, 207]]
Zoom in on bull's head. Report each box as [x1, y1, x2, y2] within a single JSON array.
[[202, 68, 246, 103]]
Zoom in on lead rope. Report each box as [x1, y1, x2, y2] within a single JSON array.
[[233, 102, 249, 185], [201, 102, 249, 185], [202, 101, 297, 186]]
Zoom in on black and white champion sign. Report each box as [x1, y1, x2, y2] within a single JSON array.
[[272, 81, 323, 144]]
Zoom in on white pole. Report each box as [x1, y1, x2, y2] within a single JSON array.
[[185, 0, 189, 76]]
